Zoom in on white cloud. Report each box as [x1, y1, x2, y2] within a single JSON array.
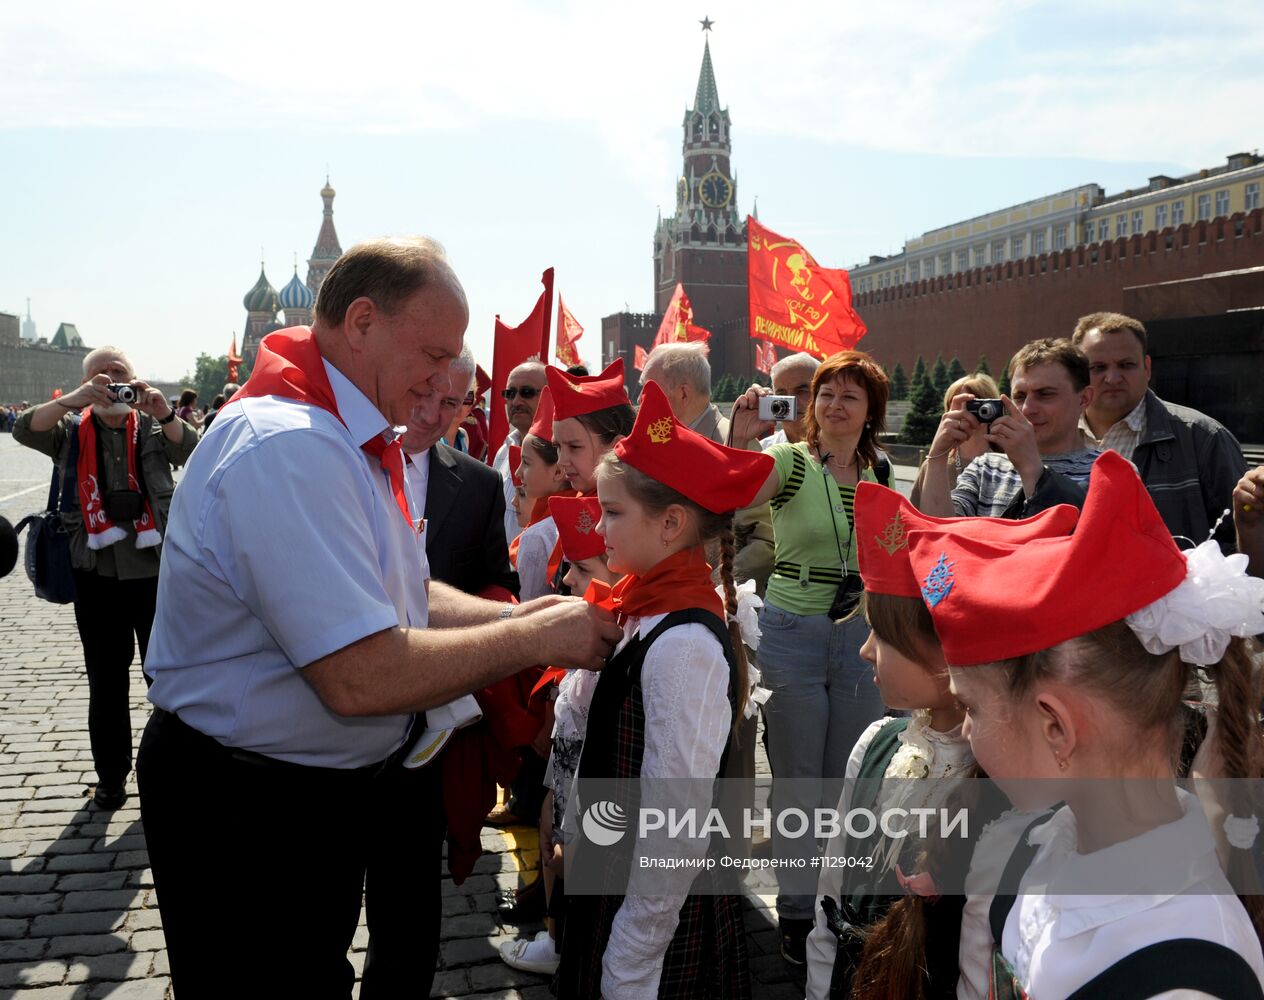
[[4, 0, 1260, 185]]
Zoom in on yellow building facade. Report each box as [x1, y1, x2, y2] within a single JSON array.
[[851, 152, 1264, 294]]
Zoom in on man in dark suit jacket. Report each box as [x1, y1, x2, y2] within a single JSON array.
[[361, 361, 519, 999]]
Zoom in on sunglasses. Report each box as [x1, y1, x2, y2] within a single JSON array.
[[462, 392, 475, 406], [501, 386, 540, 401]]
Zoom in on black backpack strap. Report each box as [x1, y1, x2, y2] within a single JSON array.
[[1065, 938, 1264, 1000], [988, 809, 1058, 946], [769, 446, 807, 511], [56, 414, 82, 514]]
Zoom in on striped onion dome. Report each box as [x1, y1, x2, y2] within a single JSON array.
[[279, 268, 315, 310], [242, 266, 279, 313]]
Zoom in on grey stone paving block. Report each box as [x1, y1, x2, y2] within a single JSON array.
[[127, 930, 166, 953], [441, 934, 512, 968], [0, 938, 47, 961], [96, 836, 147, 853], [56, 872, 129, 892], [41, 838, 97, 855], [0, 893, 61, 917], [46, 853, 116, 873], [0, 917, 30, 938], [89, 976, 170, 999], [123, 909, 163, 931], [468, 962, 551, 992], [150, 950, 169, 976], [112, 851, 150, 869], [0, 986, 80, 1000], [0, 786, 35, 801], [429, 969, 469, 998], [0, 958, 68, 988], [439, 913, 497, 940], [0, 874, 57, 893], [66, 948, 153, 982], [33, 910, 128, 937], [61, 890, 144, 913], [46, 933, 128, 958]]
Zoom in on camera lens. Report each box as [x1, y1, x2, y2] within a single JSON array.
[[771, 400, 788, 418]]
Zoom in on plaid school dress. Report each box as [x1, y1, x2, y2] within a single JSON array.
[[554, 609, 751, 1000]]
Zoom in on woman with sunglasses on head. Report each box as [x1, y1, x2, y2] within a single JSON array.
[[729, 350, 894, 966]]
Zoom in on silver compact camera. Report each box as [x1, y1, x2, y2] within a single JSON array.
[[106, 383, 138, 404], [758, 395, 798, 422]]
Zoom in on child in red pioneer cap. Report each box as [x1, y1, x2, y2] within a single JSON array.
[[510, 386, 575, 600], [554, 380, 774, 1000], [547, 359, 636, 496], [501, 495, 618, 977], [806, 484, 1077, 1000], [906, 451, 1264, 1000]]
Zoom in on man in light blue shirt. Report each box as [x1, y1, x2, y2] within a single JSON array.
[[137, 237, 622, 999]]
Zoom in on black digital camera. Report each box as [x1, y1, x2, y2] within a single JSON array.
[[965, 398, 1004, 424], [106, 383, 139, 404]]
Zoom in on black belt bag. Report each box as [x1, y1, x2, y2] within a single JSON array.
[[829, 575, 864, 622]]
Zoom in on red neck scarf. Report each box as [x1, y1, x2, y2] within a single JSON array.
[[76, 409, 161, 551], [233, 327, 413, 529], [531, 578, 617, 698], [610, 545, 723, 622]]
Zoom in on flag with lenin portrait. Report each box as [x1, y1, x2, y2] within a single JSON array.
[[747, 217, 866, 360]]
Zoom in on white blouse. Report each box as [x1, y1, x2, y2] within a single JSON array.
[[599, 613, 732, 1000], [984, 789, 1264, 1000], [514, 516, 559, 602], [805, 713, 975, 1000]]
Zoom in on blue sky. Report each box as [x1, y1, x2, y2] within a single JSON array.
[[2, 0, 1260, 381]]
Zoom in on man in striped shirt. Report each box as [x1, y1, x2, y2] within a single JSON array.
[[918, 338, 1101, 519]]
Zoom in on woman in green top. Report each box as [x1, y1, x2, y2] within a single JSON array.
[[730, 350, 891, 965]]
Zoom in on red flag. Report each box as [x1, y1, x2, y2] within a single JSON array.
[[653, 283, 711, 348], [754, 339, 778, 375], [489, 268, 554, 461], [227, 333, 243, 383], [634, 344, 650, 371], [555, 294, 584, 367], [747, 217, 866, 359]]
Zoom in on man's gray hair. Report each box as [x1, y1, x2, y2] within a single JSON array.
[[222, 382, 241, 399], [82, 346, 133, 379], [770, 351, 820, 384], [643, 341, 711, 396], [448, 346, 477, 392]]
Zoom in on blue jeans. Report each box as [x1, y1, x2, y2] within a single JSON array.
[[757, 601, 885, 921]]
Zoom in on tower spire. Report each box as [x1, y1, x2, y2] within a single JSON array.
[[692, 34, 720, 115]]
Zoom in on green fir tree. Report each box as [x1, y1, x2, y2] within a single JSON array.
[[891, 362, 909, 401], [911, 354, 927, 387], [948, 356, 967, 383], [998, 363, 1012, 397], [900, 372, 943, 446], [976, 354, 991, 376], [931, 354, 951, 397]]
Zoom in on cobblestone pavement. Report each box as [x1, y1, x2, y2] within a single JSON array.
[[0, 434, 914, 998]]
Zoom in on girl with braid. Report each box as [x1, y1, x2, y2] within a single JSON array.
[[905, 452, 1264, 1000], [555, 381, 771, 1000], [805, 484, 1077, 1000]]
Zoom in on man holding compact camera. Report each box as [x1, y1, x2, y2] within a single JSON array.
[[13, 346, 197, 809], [917, 337, 1100, 519]]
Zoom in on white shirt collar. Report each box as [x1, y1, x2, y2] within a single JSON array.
[[1025, 788, 1226, 937], [1122, 395, 1148, 432], [322, 358, 391, 448]]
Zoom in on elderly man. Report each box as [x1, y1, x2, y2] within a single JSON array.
[[200, 379, 240, 434], [919, 338, 1101, 518], [762, 351, 817, 448], [491, 360, 547, 542], [136, 237, 621, 998], [14, 346, 197, 809], [641, 341, 728, 442], [363, 347, 519, 998], [1072, 311, 1246, 552]]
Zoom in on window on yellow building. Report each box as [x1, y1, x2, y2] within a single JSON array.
[[1198, 194, 1212, 221], [1033, 231, 1046, 254], [1215, 190, 1230, 216], [1053, 225, 1068, 250], [1116, 215, 1127, 238], [1247, 183, 1260, 210], [1155, 204, 1168, 229], [1172, 200, 1185, 225], [1132, 210, 1144, 233], [1011, 235, 1025, 258]]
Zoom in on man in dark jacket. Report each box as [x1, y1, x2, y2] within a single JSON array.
[[1073, 312, 1246, 552], [362, 353, 518, 998]]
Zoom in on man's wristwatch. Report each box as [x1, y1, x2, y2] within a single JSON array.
[[158, 410, 176, 425]]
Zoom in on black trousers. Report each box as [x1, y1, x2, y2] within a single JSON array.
[[137, 709, 380, 999], [71, 568, 157, 789], [507, 746, 548, 823], [360, 761, 446, 999]]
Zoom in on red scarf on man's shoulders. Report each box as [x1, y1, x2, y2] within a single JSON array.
[[76, 409, 161, 551], [233, 326, 413, 527]]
